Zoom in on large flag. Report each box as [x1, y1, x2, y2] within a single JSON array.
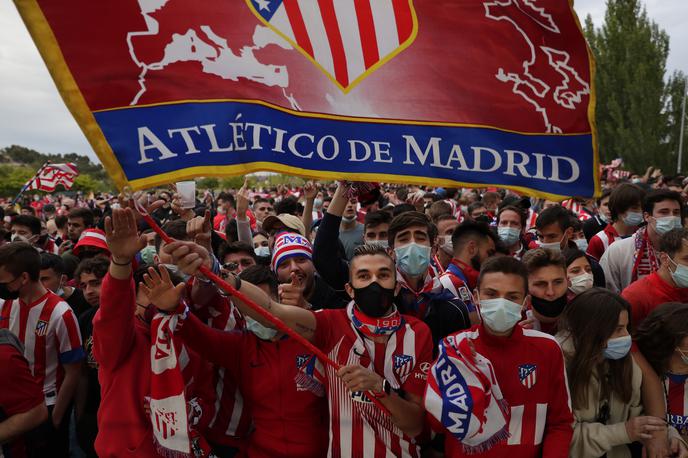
[[15, 0, 599, 198], [25, 163, 79, 192]]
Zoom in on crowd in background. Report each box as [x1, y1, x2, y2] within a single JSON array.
[[2, 166, 688, 457]]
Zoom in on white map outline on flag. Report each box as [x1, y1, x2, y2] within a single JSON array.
[[484, 0, 590, 133]]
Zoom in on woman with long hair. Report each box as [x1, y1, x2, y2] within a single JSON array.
[[636, 302, 688, 441], [563, 249, 594, 299], [557, 288, 668, 457]]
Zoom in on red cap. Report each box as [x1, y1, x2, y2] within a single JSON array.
[[73, 229, 110, 256]]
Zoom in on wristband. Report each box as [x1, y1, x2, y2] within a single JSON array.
[[111, 258, 132, 266]]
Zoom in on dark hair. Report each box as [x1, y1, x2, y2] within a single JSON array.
[[428, 201, 453, 223], [274, 196, 299, 216], [497, 205, 526, 228], [659, 228, 688, 258], [155, 219, 188, 252], [478, 256, 528, 293], [388, 211, 434, 247], [74, 257, 109, 281], [219, 241, 256, 262], [482, 191, 500, 206], [364, 211, 392, 230], [21, 205, 36, 216], [391, 203, 415, 217], [643, 189, 684, 215], [609, 183, 645, 222], [43, 204, 56, 214], [559, 288, 633, 410], [239, 264, 278, 297], [451, 221, 492, 252], [596, 188, 613, 206], [217, 192, 235, 207], [0, 242, 40, 281], [563, 248, 588, 268], [55, 215, 68, 230], [535, 205, 575, 232], [11, 215, 42, 235], [522, 248, 566, 274], [350, 243, 395, 274], [636, 302, 688, 374], [40, 252, 65, 275], [69, 207, 94, 228], [467, 201, 486, 215]]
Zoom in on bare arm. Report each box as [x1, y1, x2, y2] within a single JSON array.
[[51, 361, 81, 427], [633, 351, 670, 458], [302, 181, 317, 237], [0, 403, 48, 444]]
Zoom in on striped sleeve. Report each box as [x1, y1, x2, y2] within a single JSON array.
[[55, 305, 85, 364]]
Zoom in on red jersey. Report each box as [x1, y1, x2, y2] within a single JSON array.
[[179, 312, 328, 458], [621, 272, 688, 329], [313, 303, 433, 458], [665, 373, 688, 437], [0, 292, 84, 405], [586, 224, 619, 261], [444, 325, 573, 458], [0, 335, 45, 458], [447, 259, 479, 290]]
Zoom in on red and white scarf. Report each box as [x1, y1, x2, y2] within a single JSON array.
[[631, 227, 658, 282], [149, 312, 212, 458], [351, 303, 402, 338]]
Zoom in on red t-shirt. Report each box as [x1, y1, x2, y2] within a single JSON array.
[[586, 224, 619, 261], [0, 343, 45, 457], [622, 272, 688, 329]]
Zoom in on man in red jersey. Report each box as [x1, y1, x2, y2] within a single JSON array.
[[428, 256, 573, 457], [162, 241, 433, 458]]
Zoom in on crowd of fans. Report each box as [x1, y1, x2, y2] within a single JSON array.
[[2, 170, 688, 458]]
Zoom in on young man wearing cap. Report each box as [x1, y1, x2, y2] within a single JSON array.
[[272, 231, 348, 310], [162, 241, 433, 458], [426, 256, 573, 457], [0, 242, 84, 457], [73, 228, 111, 260]]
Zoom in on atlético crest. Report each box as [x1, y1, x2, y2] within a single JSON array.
[[519, 364, 537, 389], [35, 320, 49, 337], [393, 354, 414, 380]]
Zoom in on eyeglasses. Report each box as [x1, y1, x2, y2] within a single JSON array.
[[223, 259, 255, 271]]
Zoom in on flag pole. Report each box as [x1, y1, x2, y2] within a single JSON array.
[[11, 161, 50, 206], [678, 77, 687, 174]]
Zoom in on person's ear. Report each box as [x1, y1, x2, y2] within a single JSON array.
[[60, 274, 68, 285], [345, 282, 355, 300], [563, 227, 573, 240]]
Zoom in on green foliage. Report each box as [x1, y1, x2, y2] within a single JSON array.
[[584, 0, 680, 173], [0, 165, 35, 197], [665, 71, 688, 171]]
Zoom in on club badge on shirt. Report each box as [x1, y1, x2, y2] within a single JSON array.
[[394, 354, 414, 380], [519, 364, 537, 389], [35, 320, 49, 337]]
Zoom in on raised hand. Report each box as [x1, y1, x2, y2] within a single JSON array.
[[139, 266, 186, 313], [186, 210, 212, 251], [303, 181, 317, 201], [104, 208, 147, 263], [236, 178, 250, 219], [170, 191, 196, 222], [278, 272, 309, 309], [162, 240, 212, 277]]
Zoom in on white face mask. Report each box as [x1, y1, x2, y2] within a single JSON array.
[[254, 245, 270, 258], [245, 316, 278, 340], [569, 272, 593, 295], [539, 240, 562, 253], [479, 296, 524, 333], [440, 235, 453, 255]]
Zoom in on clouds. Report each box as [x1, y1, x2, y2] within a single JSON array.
[[0, 0, 686, 165]]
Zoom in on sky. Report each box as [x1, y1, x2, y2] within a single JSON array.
[[0, 0, 686, 165]]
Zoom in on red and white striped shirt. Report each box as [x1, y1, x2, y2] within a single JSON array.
[[0, 291, 84, 405], [665, 373, 688, 437], [313, 303, 433, 458]]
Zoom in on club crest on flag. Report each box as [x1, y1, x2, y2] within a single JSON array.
[[34, 320, 49, 337], [245, 0, 418, 92], [393, 354, 414, 380], [518, 363, 537, 389]]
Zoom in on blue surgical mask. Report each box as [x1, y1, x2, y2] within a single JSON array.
[[669, 258, 688, 288], [245, 316, 278, 340], [575, 238, 589, 252], [254, 245, 271, 258], [314, 198, 323, 208], [395, 243, 431, 277], [479, 297, 524, 333], [599, 212, 609, 224], [603, 335, 632, 360], [622, 212, 643, 226], [654, 216, 682, 235], [498, 227, 520, 246]]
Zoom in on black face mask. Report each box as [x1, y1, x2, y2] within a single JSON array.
[[531, 294, 568, 318], [475, 215, 491, 224], [353, 282, 396, 318], [0, 281, 20, 301]]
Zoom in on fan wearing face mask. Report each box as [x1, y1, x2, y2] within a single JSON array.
[[496, 205, 528, 260], [521, 248, 570, 335], [601, 189, 684, 293], [622, 228, 688, 330], [532, 205, 606, 288], [557, 290, 687, 457], [637, 303, 688, 443], [431, 256, 573, 457], [563, 249, 594, 300], [587, 183, 646, 262]]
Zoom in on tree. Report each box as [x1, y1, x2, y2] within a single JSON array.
[[584, 0, 670, 172], [665, 71, 688, 172]]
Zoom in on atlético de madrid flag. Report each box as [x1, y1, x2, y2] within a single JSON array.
[[15, 0, 599, 198]]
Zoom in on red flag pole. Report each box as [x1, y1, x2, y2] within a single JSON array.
[[133, 199, 391, 416], [11, 161, 51, 206]]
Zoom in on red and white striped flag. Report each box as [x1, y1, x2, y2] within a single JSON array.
[[25, 163, 79, 192]]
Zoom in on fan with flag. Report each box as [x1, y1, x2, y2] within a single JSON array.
[[11, 162, 80, 205]]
